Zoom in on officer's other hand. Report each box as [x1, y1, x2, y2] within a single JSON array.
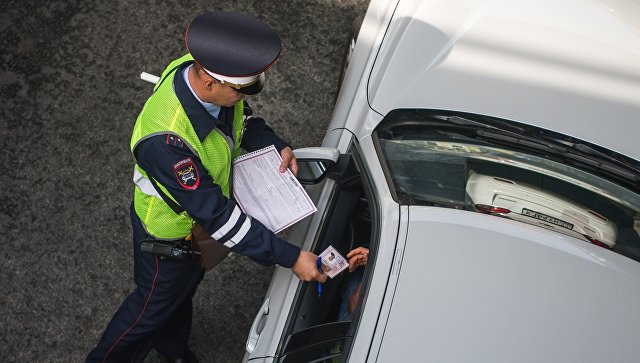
[[292, 250, 327, 283], [279, 146, 298, 176]]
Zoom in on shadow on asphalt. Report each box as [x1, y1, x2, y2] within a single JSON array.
[[0, 1, 369, 361]]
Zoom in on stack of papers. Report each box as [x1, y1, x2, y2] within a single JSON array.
[[233, 145, 317, 233]]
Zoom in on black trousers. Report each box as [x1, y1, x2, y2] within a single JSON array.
[[86, 205, 205, 362]]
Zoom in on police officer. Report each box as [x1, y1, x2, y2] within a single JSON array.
[[86, 11, 327, 363]]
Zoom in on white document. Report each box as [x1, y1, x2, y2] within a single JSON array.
[[233, 145, 317, 233]]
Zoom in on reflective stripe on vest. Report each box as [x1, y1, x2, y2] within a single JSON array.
[[133, 167, 161, 200], [133, 166, 254, 245]]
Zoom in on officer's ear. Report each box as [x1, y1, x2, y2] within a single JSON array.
[[194, 65, 217, 91], [203, 77, 216, 91], [205, 76, 224, 92]]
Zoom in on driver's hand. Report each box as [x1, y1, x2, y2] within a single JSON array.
[[346, 247, 369, 272], [292, 250, 327, 283]]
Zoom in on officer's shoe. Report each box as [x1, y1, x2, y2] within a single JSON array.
[[161, 348, 200, 363]]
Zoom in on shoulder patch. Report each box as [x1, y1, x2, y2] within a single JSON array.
[[173, 158, 199, 190], [166, 134, 186, 148]]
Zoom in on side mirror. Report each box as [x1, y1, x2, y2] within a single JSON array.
[[294, 147, 340, 184]]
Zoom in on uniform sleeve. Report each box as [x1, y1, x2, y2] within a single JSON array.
[[135, 134, 301, 267], [240, 101, 290, 152]]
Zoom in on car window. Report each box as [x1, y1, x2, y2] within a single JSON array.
[[375, 109, 640, 262]]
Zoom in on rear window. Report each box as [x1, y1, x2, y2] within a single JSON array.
[[374, 110, 640, 262]]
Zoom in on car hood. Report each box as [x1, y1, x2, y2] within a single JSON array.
[[376, 207, 640, 362], [367, 0, 640, 161]]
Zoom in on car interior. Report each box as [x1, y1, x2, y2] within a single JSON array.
[[277, 147, 375, 363]]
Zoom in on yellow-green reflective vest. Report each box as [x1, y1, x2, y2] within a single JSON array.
[[130, 54, 244, 239]]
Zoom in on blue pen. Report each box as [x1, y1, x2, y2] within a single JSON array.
[[316, 256, 323, 298]]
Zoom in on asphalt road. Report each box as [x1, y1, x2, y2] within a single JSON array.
[[0, 1, 369, 361]]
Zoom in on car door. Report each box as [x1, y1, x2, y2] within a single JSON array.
[[243, 130, 377, 362]]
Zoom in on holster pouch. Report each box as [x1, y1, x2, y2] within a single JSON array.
[[190, 224, 231, 271], [140, 238, 190, 260]]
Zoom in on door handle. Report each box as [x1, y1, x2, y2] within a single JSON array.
[[246, 297, 270, 354]]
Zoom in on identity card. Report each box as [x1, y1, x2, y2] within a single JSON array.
[[319, 245, 349, 279]]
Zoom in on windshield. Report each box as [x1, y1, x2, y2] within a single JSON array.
[[375, 110, 640, 262]]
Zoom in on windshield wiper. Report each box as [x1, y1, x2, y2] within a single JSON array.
[[475, 129, 568, 153], [545, 137, 634, 167], [562, 152, 639, 182], [475, 129, 640, 188], [435, 115, 525, 132], [540, 137, 640, 183], [436, 116, 567, 152], [432, 114, 640, 189]]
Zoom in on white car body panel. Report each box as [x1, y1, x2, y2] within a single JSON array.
[[327, 0, 394, 142], [346, 0, 640, 161], [374, 207, 640, 363], [341, 134, 403, 363]]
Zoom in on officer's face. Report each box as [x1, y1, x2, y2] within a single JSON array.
[[210, 81, 245, 107], [198, 72, 246, 107]]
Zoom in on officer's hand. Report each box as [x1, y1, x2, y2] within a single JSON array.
[[292, 250, 327, 283], [279, 146, 298, 176]]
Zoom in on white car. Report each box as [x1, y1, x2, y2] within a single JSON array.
[[243, 0, 640, 362], [466, 171, 619, 249]]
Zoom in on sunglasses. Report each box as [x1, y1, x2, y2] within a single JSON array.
[[210, 73, 265, 95]]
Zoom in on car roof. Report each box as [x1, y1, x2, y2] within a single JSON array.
[[367, 0, 640, 161], [374, 207, 640, 362]]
